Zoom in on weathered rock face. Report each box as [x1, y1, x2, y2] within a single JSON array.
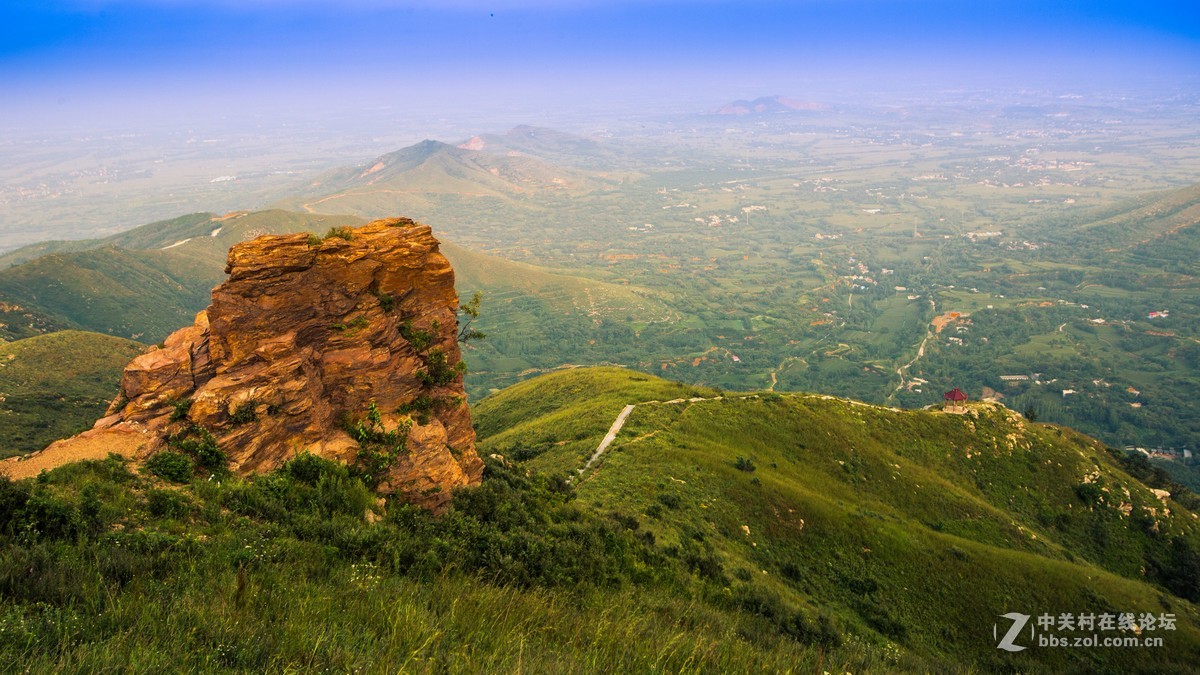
[[45, 218, 481, 509]]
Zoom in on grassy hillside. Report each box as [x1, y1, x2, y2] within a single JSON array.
[[0, 247, 222, 342], [474, 367, 720, 476], [0, 211, 367, 272], [0, 449, 919, 672], [0, 213, 219, 270], [0, 331, 145, 457], [0, 212, 365, 343], [476, 367, 1200, 671], [443, 242, 678, 397], [4, 367, 1197, 671]]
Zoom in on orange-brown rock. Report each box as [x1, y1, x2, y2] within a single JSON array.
[[5, 218, 482, 510]]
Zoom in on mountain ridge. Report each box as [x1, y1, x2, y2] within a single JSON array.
[[475, 366, 1200, 669], [289, 137, 616, 217]]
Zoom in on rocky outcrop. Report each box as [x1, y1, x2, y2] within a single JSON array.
[[6, 218, 482, 510]]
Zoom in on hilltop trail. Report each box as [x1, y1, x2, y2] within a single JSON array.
[[575, 390, 907, 480], [578, 404, 636, 476], [576, 397, 726, 479]]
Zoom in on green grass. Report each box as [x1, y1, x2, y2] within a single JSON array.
[[477, 367, 1200, 671], [0, 247, 222, 342], [0, 453, 918, 673], [473, 367, 720, 476], [0, 331, 146, 458]]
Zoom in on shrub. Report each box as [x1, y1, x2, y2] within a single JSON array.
[[146, 489, 190, 519], [230, 401, 258, 425], [418, 349, 465, 387], [306, 233, 321, 246], [0, 476, 31, 531], [324, 226, 354, 241], [1151, 537, 1200, 602], [332, 316, 370, 333], [167, 424, 227, 474], [376, 291, 395, 312], [344, 401, 412, 487], [457, 291, 486, 343], [19, 488, 83, 541], [733, 456, 757, 472], [144, 451, 194, 483], [397, 395, 437, 425], [168, 397, 192, 422], [399, 321, 437, 352], [1075, 480, 1104, 505], [283, 452, 335, 485]]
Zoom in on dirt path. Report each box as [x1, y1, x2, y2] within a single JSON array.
[[766, 356, 806, 392], [0, 427, 147, 480], [576, 389, 908, 479], [574, 395, 736, 479], [577, 404, 636, 476], [887, 298, 937, 402]]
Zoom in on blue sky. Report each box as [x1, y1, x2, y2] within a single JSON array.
[[3, 1, 1199, 128]]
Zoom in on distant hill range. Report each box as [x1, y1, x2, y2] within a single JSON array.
[[713, 95, 828, 116], [276, 130, 635, 220], [456, 125, 628, 170]]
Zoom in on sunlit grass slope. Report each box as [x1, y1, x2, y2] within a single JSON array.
[[475, 367, 1200, 672], [473, 366, 719, 476]]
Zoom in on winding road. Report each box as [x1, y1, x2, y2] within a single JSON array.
[[887, 297, 937, 402]]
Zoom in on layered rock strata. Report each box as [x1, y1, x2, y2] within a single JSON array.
[[5, 218, 482, 510]]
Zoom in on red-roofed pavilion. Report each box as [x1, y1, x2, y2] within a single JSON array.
[[943, 387, 968, 412], [944, 388, 968, 402]]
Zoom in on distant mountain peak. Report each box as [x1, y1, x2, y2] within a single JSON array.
[[714, 95, 827, 116], [458, 135, 487, 151], [396, 138, 459, 158]]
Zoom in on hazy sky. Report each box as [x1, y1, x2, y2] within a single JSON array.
[[3, 0, 1199, 129]]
